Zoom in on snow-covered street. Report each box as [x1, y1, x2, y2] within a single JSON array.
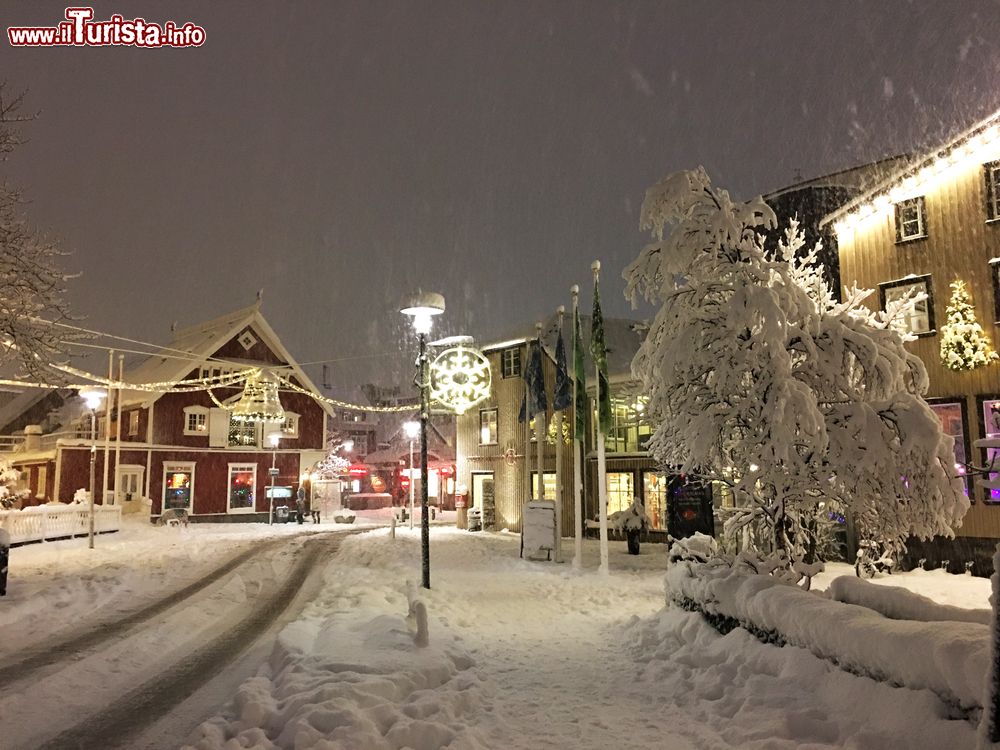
[[0, 521, 990, 748], [173, 526, 984, 750]]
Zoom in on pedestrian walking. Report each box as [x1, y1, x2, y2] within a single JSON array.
[[296, 485, 306, 524]]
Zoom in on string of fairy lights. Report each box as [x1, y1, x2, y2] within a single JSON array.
[[3, 320, 425, 415], [2, 314, 494, 421]]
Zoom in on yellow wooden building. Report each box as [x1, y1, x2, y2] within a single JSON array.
[[822, 110, 1000, 570]]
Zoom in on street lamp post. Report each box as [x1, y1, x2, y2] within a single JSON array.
[[268, 432, 280, 525], [403, 420, 420, 530], [80, 388, 106, 550], [401, 291, 445, 590]]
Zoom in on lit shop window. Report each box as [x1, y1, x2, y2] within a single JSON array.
[[228, 464, 256, 512]]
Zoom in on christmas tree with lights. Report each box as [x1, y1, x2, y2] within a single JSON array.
[[939, 279, 999, 371]]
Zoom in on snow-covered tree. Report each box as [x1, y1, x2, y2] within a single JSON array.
[[624, 167, 967, 559], [0, 84, 81, 381], [0, 456, 24, 509], [939, 279, 998, 371], [314, 430, 353, 479]]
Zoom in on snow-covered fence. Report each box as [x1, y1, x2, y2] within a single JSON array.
[[667, 553, 989, 710], [828, 576, 991, 626], [0, 504, 121, 544]]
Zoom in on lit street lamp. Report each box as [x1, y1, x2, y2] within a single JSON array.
[[268, 432, 280, 524], [401, 291, 445, 589], [79, 388, 106, 550], [403, 420, 420, 530]]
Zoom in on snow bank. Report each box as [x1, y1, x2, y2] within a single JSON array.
[[666, 557, 990, 709], [185, 532, 489, 750], [828, 575, 991, 626]]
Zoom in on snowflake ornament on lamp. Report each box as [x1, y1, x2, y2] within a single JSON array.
[[939, 279, 999, 371], [429, 345, 491, 415]]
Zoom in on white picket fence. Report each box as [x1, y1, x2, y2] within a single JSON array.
[[0, 504, 122, 544]]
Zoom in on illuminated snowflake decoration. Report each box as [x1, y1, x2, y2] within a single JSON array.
[[429, 345, 492, 415]]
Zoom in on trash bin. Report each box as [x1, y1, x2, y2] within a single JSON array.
[[467, 507, 482, 532], [275, 505, 290, 523]]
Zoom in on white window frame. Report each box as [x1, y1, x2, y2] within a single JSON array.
[[128, 410, 139, 437], [986, 161, 1000, 222], [479, 408, 498, 446], [183, 406, 210, 435], [162, 461, 195, 513], [227, 462, 258, 514], [237, 329, 258, 351], [879, 275, 934, 336], [280, 411, 300, 439], [501, 347, 521, 378], [895, 197, 927, 242], [227, 413, 260, 448]]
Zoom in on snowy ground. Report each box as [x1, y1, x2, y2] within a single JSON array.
[[0, 521, 987, 749], [183, 530, 984, 750]]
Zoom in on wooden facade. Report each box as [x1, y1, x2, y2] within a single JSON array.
[[456, 342, 573, 534], [830, 113, 1000, 559]]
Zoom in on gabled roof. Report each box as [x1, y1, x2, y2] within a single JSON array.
[[820, 109, 1000, 228], [763, 155, 910, 202], [121, 302, 332, 415]]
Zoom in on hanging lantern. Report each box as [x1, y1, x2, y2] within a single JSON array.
[[231, 371, 286, 423], [429, 345, 491, 415]]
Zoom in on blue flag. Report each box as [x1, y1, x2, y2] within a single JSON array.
[[518, 337, 547, 422], [553, 327, 571, 412]]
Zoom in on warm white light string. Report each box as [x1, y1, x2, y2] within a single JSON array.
[[13, 319, 420, 414]]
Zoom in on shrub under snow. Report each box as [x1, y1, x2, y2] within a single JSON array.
[[665, 544, 989, 710]]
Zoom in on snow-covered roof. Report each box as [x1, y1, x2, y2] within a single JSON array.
[[119, 301, 332, 415], [821, 109, 1000, 228], [482, 314, 644, 380], [763, 155, 911, 202]]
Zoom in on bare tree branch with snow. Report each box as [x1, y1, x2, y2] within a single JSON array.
[[0, 82, 82, 382]]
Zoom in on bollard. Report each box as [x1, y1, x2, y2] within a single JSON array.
[[0, 528, 9, 597], [390, 513, 397, 539]]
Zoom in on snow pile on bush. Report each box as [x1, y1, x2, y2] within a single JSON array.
[[828, 575, 991, 626], [666, 543, 989, 709]]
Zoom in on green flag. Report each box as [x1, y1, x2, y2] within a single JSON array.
[[573, 302, 587, 438], [591, 277, 612, 434]]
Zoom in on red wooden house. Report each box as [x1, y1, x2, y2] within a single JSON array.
[[6, 302, 331, 522]]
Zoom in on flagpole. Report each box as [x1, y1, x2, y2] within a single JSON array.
[[534, 322, 545, 502], [523, 346, 531, 516], [593, 261, 610, 575], [571, 285, 583, 569], [554, 306, 565, 564]]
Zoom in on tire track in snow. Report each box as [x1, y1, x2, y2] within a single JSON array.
[[35, 532, 347, 750], [0, 536, 290, 689]]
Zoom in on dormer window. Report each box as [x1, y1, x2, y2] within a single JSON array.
[[280, 412, 299, 438], [894, 197, 927, 242], [183, 406, 210, 435]]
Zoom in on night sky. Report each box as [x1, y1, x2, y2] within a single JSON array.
[[3, 1, 1000, 396]]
